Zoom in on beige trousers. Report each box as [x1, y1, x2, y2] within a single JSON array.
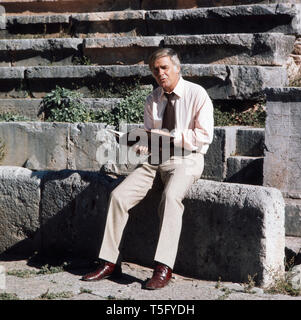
[[99, 152, 204, 269]]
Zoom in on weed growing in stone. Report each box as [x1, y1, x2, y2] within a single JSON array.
[[0, 112, 31, 122], [214, 101, 266, 127], [41, 86, 92, 122], [7, 264, 66, 278], [0, 292, 19, 300], [38, 289, 74, 300]]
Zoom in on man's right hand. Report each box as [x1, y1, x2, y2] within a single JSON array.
[[133, 144, 149, 155]]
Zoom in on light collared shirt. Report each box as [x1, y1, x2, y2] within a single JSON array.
[[144, 77, 214, 154]]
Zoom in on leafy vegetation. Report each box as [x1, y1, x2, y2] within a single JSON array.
[[214, 101, 266, 127], [0, 112, 30, 122], [40, 86, 92, 123]]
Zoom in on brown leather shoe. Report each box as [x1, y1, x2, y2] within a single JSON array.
[[81, 261, 122, 281], [145, 263, 172, 290]]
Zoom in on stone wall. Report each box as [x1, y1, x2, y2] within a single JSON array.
[[0, 166, 285, 286], [264, 87, 301, 236]]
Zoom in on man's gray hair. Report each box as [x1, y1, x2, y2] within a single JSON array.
[[148, 48, 181, 71]]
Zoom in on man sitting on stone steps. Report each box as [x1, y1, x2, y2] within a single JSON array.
[[81, 48, 214, 289]]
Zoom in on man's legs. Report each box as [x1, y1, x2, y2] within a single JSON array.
[[155, 153, 204, 269], [99, 162, 157, 264], [144, 153, 204, 289]]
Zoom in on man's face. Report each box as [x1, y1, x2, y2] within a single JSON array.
[[151, 56, 180, 93]]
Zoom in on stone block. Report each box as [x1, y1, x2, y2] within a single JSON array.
[[141, 0, 301, 10], [23, 64, 288, 100], [203, 126, 236, 181], [83, 36, 163, 65], [0, 166, 42, 255], [82, 33, 295, 66], [0, 98, 121, 120], [146, 4, 301, 36], [0, 5, 5, 30], [39, 170, 113, 259], [164, 33, 295, 66], [0, 38, 82, 66], [0, 122, 70, 170], [0, 98, 42, 119], [264, 87, 301, 199], [285, 199, 301, 237], [226, 156, 263, 185], [235, 127, 265, 156], [121, 179, 285, 286], [2, 0, 141, 14]]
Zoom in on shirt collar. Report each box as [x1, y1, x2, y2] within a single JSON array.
[[160, 76, 184, 100]]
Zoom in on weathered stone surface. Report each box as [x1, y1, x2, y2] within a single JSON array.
[[122, 179, 285, 286], [141, 0, 301, 10], [2, 0, 141, 15], [226, 156, 263, 185], [0, 5, 5, 30], [82, 33, 295, 66], [69, 4, 301, 37], [264, 87, 301, 199], [0, 122, 70, 170], [285, 235, 301, 265], [0, 98, 121, 119], [0, 122, 120, 171], [22, 65, 287, 100], [235, 127, 265, 156], [7, 14, 70, 25], [0, 166, 42, 255], [285, 199, 301, 237], [0, 98, 43, 119], [145, 4, 301, 36], [203, 126, 236, 181], [165, 33, 295, 66], [0, 38, 82, 66], [39, 170, 113, 259], [0, 123, 243, 180], [83, 36, 163, 65]]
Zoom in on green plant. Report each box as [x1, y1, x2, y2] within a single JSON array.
[[41, 86, 91, 122], [38, 289, 74, 300], [0, 292, 19, 300], [72, 55, 92, 66], [7, 269, 38, 278], [0, 112, 30, 122], [214, 102, 266, 127], [7, 264, 66, 278], [92, 84, 152, 128]]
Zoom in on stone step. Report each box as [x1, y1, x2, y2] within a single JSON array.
[[0, 38, 82, 66], [71, 4, 301, 38], [0, 98, 121, 119], [0, 123, 262, 182], [0, 33, 294, 66], [1, 4, 301, 38], [0, 64, 288, 100], [2, 0, 300, 14], [82, 33, 295, 66], [226, 156, 264, 185], [1, 0, 141, 15]]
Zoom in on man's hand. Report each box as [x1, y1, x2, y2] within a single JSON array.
[[133, 144, 149, 155]]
